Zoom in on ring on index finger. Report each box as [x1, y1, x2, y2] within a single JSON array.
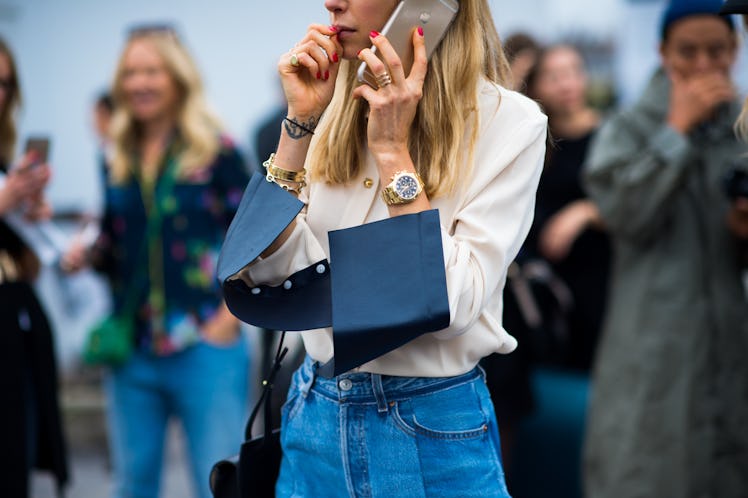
[[376, 71, 392, 88], [290, 53, 300, 67]]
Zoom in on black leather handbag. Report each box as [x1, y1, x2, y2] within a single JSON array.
[[210, 333, 288, 498]]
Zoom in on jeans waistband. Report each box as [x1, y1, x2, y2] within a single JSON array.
[[297, 356, 484, 411]]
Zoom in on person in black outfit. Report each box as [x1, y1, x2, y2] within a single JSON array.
[[524, 44, 611, 371], [0, 37, 68, 497]]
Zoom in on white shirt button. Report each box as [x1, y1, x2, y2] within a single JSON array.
[[251, 288, 261, 295], [316, 264, 326, 274], [338, 379, 353, 391], [283, 280, 292, 290]]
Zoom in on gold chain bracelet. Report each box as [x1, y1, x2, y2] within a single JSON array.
[[263, 153, 307, 193], [263, 153, 306, 183]]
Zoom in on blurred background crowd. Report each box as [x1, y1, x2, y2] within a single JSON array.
[[2, 0, 747, 497]]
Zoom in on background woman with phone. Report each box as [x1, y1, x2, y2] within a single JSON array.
[[223, 0, 547, 495], [62, 26, 251, 498], [0, 37, 68, 497]]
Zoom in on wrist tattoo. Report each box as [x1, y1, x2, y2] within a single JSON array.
[[284, 116, 318, 139]]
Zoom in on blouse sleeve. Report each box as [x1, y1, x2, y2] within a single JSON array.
[[433, 106, 547, 340], [583, 114, 693, 246]]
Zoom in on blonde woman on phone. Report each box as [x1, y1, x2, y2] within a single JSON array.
[[219, 0, 547, 495]]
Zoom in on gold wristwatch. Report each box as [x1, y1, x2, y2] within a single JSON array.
[[381, 171, 424, 205]]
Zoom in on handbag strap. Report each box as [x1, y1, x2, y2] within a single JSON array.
[[245, 331, 288, 441]]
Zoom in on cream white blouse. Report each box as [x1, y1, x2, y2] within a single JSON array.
[[243, 80, 547, 377]]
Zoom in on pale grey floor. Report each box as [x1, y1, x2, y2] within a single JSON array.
[[31, 421, 192, 498]]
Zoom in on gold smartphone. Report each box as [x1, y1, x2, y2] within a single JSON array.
[[356, 0, 459, 89]]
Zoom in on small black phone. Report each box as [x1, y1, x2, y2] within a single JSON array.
[[23, 136, 51, 169]]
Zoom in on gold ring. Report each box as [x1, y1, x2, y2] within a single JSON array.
[[290, 53, 300, 67], [375, 71, 392, 88]]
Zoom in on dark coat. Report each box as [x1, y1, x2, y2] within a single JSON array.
[[0, 277, 68, 497], [583, 68, 748, 498]]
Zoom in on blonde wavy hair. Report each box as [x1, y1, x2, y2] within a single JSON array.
[[308, 0, 510, 198], [736, 100, 748, 141], [0, 37, 21, 168], [109, 29, 222, 183]]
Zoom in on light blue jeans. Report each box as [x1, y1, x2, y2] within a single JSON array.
[[276, 356, 511, 497], [106, 337, 249, 498]]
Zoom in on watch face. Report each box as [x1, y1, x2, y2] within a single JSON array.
[[394, 174, 419, 200]]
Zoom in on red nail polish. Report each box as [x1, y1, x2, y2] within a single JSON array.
[[332, 52, 339, 63], [317, 71, 322, 80], [329, 25, 338, 32], [417, 26, 424, 37], [324, 70, 330, 80], [370, 30, 380, 38], [357, 49, 363, 57]]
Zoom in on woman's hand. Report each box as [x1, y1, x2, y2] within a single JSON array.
[[278, 24, 343, 123], [352, 27, 427, 167], [60, 239, 89, 273], [201, 303, 241, 346], [539, 200, 600, 262], [24, 196, 52, 222], [0, 152, 51, 215]]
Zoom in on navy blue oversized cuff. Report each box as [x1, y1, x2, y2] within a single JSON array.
[[217, 174, 450, 375], [217, 173, 305, 283], [325, 210, 450, 375]]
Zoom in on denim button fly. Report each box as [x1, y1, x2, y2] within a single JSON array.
[[338, 379, 353, 391]]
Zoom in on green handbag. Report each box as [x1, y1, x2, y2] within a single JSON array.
[[82, 314, 135, 366]]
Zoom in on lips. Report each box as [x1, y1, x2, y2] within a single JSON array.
[[130, 92, 158, 105], [333, 25, 355, 39]]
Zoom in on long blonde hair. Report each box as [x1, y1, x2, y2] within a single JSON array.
[[0, 37, 21, 168], [309, 0, 510, 197], [109, 29, 222, 183], [736, 99, 748, 141]]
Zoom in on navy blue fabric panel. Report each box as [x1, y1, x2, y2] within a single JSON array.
[[327, 209, 450, 375], [217, 172, 304, 284], [222, 260, 332, 331], [219, 199, 450, 374]]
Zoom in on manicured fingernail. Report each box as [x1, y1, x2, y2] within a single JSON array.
[[357, 49, 363, 57], [317, 71, 322, 80], [332, 52, 339, 63], [417, 26, 424, 37], [329, 25, 338, 32], [324, 70, 330, 80], [370, 30, 380, 38]]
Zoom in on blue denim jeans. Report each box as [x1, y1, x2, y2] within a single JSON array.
[[276, 356, 511, 497], [106, 337, 249, 498]]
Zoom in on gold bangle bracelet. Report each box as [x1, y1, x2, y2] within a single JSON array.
[[263, 153, 306, 183], [272, 178, 307, 193]]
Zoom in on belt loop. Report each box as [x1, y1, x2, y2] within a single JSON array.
[[371, 374, 388, 413], [477, 364, 487, 383], [301, 360, 319, 398]]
